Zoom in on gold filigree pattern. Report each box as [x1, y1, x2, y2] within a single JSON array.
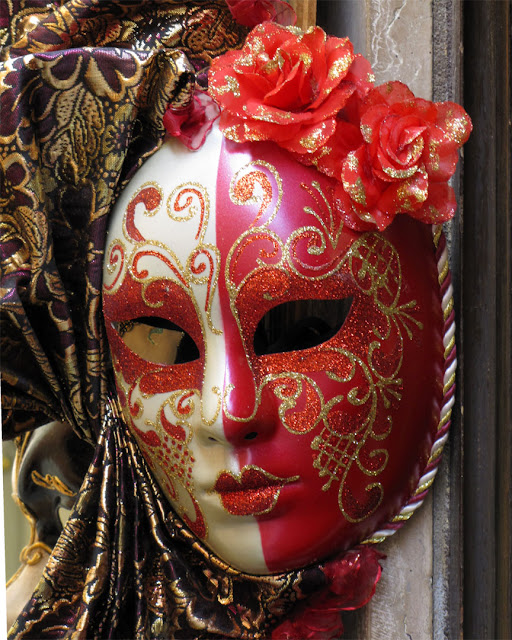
[[362, 225, 455, 544], [104, 175, 227, 539], [225, 167, 422, 524]]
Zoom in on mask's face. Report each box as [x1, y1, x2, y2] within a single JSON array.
[[103, 124, 443, 574]]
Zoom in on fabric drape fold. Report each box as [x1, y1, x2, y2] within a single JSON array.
[[9, 399, 329, 639], [1, 45, 195, 442]]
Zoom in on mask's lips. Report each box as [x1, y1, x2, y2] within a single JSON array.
[[212, 466, 299, 516]]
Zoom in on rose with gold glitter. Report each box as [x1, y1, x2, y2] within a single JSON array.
[[332, 81, 473, 231], [208, 23, 373, 158]]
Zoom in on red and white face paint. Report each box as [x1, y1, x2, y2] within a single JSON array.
[[103, 123, 444, 575]]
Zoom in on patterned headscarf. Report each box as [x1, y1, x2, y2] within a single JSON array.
[[1, 0, 246, 444]]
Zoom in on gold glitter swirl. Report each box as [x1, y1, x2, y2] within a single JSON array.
[[445, 114, 470, 145], [327, 52, 352, 80], [299, 126, 327, 151], [382, 165, 419, 180], [361, 124, 373, 143]]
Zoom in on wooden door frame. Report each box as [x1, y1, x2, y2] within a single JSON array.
[[430, 2, 466, 636], [462, 1, 511, 638]]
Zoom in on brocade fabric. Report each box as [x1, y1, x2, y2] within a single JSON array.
[[0, 0, 247, 443], [8, 399, 326, 638]]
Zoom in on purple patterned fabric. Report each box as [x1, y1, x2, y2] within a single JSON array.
[[1, 0, 246, 441]]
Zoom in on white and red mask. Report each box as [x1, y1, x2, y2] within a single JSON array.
[[103, 123, 444, 575]]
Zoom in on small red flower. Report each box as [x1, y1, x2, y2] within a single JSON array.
[[272, 610, 343, 640], [335, 81, 473, 230], [271, 546, 384, 639], [163, 91, 220, 151], [226, 0, 296, 28], [323, 546, 384, 608], [208, 23, 374, 161]]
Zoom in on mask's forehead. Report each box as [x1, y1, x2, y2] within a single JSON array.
[[104, 127, 357, 327], [104, 125, 223, 276], [215, 138, 358, 285]]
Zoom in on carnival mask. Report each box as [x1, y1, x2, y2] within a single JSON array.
[[102, 121, 447, 575]]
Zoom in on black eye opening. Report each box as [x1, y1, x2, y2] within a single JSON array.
[[114, 316, 200, 364], [253, 298, 353, 356]]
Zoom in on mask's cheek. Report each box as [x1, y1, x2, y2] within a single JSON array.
[[107, 351, 211, 538], [103, 273, 210, 535], [224, 223, 443, 573]]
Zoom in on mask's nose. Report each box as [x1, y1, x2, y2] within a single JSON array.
[[199, 325, 278, 448]]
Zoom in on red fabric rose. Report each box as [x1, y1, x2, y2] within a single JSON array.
[[272, 610, 343, 640], [335, 81, 473, 230], [208, 23, 373, 161], [226, 0, 296, 28], [272, 546, 384, 639], [322, 546, 384, 608], [163, 91, 220, 150]]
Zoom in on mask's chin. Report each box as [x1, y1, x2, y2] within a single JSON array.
[[195, 514, 270, 575]]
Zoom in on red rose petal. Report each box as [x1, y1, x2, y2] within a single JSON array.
[[436, 101, 472, 145], [334, 179, 391, 231], [423, 125, 459, 181], [411, 182, 457, 224], [263, 59, 313, 110], [345, 54, 375, 100], [309, 120, 362, 178], [226, 0, 297, 28], [281, 118, 337, 154], [362, 81, 414, 113], [378, 169, 429, 216], [341, 146, 381, 208]]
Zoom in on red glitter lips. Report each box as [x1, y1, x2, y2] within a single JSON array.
[[213, 466, 299, 516]]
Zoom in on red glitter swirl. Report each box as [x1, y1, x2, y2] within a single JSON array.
[[172, 187, 205, 241], [232, 170, 273, 228], [125, 186, 162, 242], [132, 250, 188, 287]]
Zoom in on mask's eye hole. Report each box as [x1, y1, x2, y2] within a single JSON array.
[[254, 298, 353, 356], [113, 317, 200, 365]]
